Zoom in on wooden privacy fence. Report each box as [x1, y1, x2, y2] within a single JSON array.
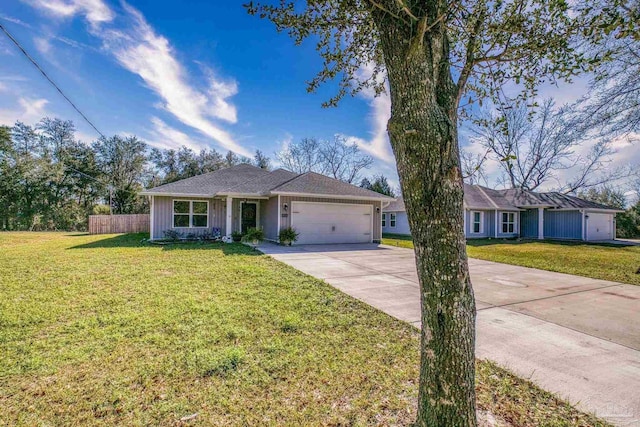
[[88, 214, 150, 234]]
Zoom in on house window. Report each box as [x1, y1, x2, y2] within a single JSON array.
[[471, 211, 483, 233], [502, 212, 515, 233], [382, 213, 386, 227], [390, 213, 396, 228], [173, 200, 208, 228]]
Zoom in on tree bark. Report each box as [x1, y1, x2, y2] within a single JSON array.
[[375, 12, 477, 427]]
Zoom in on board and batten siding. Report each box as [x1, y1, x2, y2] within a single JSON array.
[[263, 196, 279, 241], [465, 209, 494, 238], [279, 196, 382, 242], [230, 198, 267, 233], [544, 210, 582, 240], [496, 210, 520, 238], [152, 196, 225, 239], [382, 211, 411, 235], [520, 209, 539, 238]]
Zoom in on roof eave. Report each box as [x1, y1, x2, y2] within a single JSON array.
[[270, 191, 394, 201], [139, 191, 214, 198]]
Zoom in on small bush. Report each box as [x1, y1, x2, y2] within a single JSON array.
[[278, 227, 299, 245], [231, 231, 243, 242], [163, 229, 182, 241], [242, 227, 265, 243]]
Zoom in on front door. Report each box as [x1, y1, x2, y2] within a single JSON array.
[[241, 202, 257, 233]]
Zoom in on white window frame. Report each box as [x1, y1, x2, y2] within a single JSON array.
[[172, 200, 209, 229], [389, 212, 397, 228], [471, 211, 484, 234], [382, 213, 387, 227], [501, 211, 516, 234]]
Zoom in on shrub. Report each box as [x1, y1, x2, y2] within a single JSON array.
[[92, 204, 111, 215], [231, 231, 243, 242], [163, 229, 182, 241], [242, 227, 265, 243], [278, 227, 299, 245]]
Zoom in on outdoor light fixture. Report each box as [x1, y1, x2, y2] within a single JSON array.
[[283, 203, 289, 212], [376, 207, 380, 213]]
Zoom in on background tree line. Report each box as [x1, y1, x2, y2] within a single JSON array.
[[0, 118, 386, 231]]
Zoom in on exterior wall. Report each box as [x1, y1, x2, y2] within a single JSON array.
[[263, 196, 279, 241], [544, 210, 583, 240], [279, 196, 382, 242], [465, 209, 494, 238], [520, 209, 539, 238], [496, 210, 520, 238], [382, 211, 411, 235], [231, 198, 267, 234], [152, 196, 225, 239]]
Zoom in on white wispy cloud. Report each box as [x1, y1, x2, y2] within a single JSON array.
[[23, 0, 114, 28], [0, 14, 34, 28], [146, 117, 210, 152], [343, 64, 395, 163], [33, 37, 51, 54], [0, 97, 49, 125], [22, 0, 251, 156]]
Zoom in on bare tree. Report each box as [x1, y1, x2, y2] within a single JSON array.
[[578, 2, 640, 138], [460, 149, 488, 185], [275, 137, 323, 174], [275, 136, 373, 183], [473, 99, 635, 192], [318, 136, 373, 183]]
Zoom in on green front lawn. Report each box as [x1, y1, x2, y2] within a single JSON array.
[[0, 232, 608, 425], [382, 233, 640, 286]]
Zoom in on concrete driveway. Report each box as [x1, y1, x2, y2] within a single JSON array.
[[259, 242, 640, 426]]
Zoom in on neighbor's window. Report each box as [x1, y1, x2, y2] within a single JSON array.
[[173, 200, 208, 228], [390, 213, 396, 227], [472, 211, 483, 233], [382, 213, 386, 227], [502, 212, 515, 233]]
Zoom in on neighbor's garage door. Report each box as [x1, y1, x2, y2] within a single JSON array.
[[587, 213, 613, 241], [291, 202, 372, 244]]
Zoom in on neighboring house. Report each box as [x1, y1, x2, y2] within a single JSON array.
[[383, 184, 624, 241], [140, 164, 394, 244]]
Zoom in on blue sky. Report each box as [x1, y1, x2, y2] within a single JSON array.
[[1, 0, 637, 194], [0, 0, 399, 182]]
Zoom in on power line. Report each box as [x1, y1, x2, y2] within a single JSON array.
[[0, 21, 142, 199], [0, 21, 106, 139]]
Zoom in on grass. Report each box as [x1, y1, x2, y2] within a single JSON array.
[[382, 233, 640, 286], [0, 232, 609, 426]]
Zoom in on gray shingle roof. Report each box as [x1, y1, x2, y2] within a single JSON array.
[[384, 197, 405, 211], [223, 168, 299, 195], [142, 164, 270, 195], [141, 165, 393, 200], [384, 185, 621, 212], [271, 172, 394, 199]]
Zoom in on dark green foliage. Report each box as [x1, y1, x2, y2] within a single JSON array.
[[361, 174, 395, 197], [253, 149, 272, 170], [149, 146, 226, 185], [242, 227, 265, 243], [278, 227, 299, 245], [578, 186, 640, 238]]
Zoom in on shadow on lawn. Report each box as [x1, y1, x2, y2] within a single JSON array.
[[466, 238, 630, 249], [68, 232, 260, 256]]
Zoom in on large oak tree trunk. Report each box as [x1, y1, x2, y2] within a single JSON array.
[[375, 12, 477, 427]]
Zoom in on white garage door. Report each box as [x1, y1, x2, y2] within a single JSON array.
[[587, 213, 613, 241], [291, 202, 372, 244]]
